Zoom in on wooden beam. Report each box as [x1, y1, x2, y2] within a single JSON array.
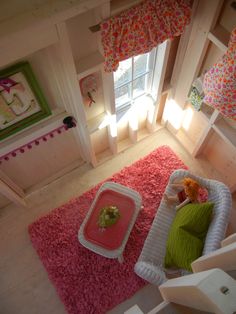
[[107, 115, 118, 155], [0, 179, 26, 207], [56, 22, 97, 166], [0, 170, 25, 197], [208, 25, 229, 53], [170, 0, 199, 97], [173, 0, 224, 108], [192, 109, 220, 157]]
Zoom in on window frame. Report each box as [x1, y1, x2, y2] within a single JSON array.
[[114, 48, 157, 111]]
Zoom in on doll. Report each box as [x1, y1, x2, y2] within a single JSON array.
[[164, 177, 207, 211]]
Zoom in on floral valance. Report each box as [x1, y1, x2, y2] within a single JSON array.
[[100, 0, 191, 72], [203, 27, 236, 120]]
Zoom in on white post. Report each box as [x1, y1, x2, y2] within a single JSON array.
[[172, 0, 224, 108], [55, 22, 97, 166], [147, 40, 171, 132]]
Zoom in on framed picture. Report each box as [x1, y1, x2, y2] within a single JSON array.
[[0, 61, 51, 140]]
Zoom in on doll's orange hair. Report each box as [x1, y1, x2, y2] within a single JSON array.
[[182, 177, 200, 202]]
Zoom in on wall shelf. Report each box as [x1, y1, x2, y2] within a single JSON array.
[[87, 112, 109, 134], [96, 148, 113, 164], [208, 24, 230, 53], [152, 123, 164, 133], [199, 103, 215, 122], [175, 128, 195, 155], [117, 138, 133, 153], [75, 51, 104, 79], [137, 128, 150, 142], [213, 117, 236, 149]]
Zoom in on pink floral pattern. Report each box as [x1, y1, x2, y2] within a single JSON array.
[[203, 27, 236, 120], [29, 146, 187, 314], [101, 0, 191, 72]]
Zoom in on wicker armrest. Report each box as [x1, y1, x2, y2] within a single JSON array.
[[134, 261, 167, 286]]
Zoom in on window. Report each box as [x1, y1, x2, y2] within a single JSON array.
[[113, 48, 156, 110]]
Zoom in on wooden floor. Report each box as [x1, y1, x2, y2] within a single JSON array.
[[0, 128, 235, 314]]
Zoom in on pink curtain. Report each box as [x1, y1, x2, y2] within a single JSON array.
[[203, 27, 236, 120], [100, 0, 191, 72]]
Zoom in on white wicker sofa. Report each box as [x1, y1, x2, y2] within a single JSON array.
[[134, 169, 232, 286]]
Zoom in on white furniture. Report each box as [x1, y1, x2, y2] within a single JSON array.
[[78, 182, 142, 262], [134, 169, 232, 286], [222, 233, 236, 247], [159, 268, 236, 314]]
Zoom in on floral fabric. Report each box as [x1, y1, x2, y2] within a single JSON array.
[[100, 0, 191, 72], [203, 27, 236, 120]]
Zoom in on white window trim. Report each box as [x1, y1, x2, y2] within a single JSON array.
[[114, 49, 156, 111], [114, 40, 170, 116], [147, 39, 171, 130]]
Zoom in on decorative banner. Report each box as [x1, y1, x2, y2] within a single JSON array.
[[0, 116, 76, 164]]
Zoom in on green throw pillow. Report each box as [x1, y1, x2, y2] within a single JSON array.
[[164, 202, 214, 272]]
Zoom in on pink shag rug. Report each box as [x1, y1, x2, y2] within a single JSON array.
[[29, 146, 187, 314]]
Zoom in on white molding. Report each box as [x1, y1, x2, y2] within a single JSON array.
[[0, 110, 67, 157], [0, 179, 26, 207], [192, 109, 220, 157], [56, 22, 97, 166], [107, 125, 118, 155], [26, 158, 86, 194], [0, 170, 25, 197], [102, 71, 116, 115], [147, 40, 171, 132], [76, 52, 104, 79], [208, 25, 229, 53]]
